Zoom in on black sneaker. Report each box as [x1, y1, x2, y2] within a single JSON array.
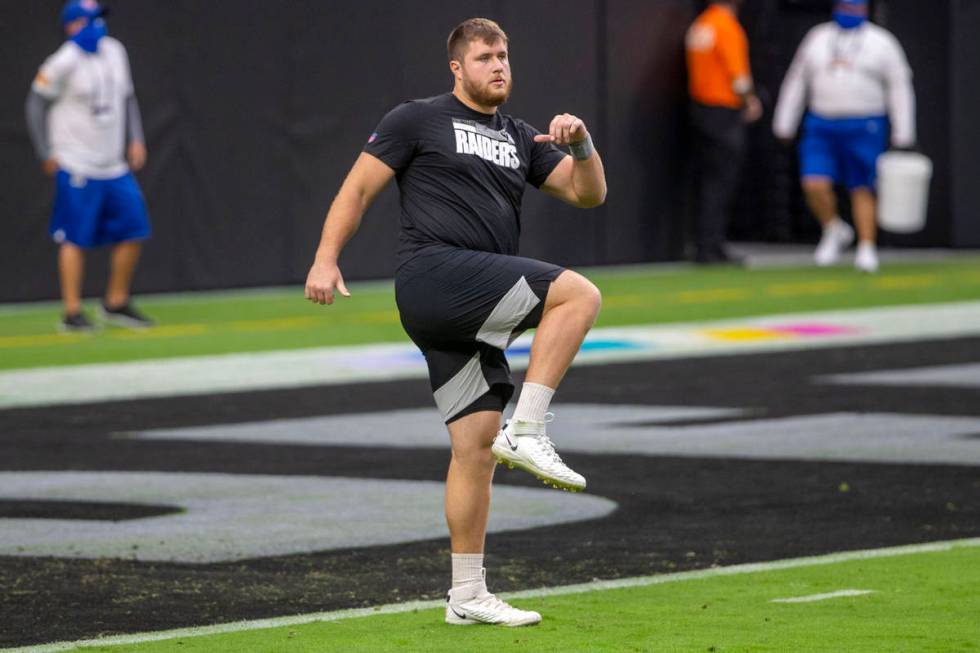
[[59, 312, 96, 333], [99, 302, 154, 329], [694, 245, 746, 266]]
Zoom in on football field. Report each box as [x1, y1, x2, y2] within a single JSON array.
[[2, 257, 980, 652], [56, 540, 980, 653]]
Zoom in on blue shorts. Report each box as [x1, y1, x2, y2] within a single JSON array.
[[799, 113, 889, 191], [50, 171, 151, 248]]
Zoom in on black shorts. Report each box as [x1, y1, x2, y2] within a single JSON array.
[[395, 245, 564, 424]]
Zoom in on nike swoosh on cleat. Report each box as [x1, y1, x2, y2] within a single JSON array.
[[450, 606, 467, 619], [504, 433, 518, 451]]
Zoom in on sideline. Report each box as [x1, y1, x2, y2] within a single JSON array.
[[2, 301, 980, 409], [6, 536, 979, 653]]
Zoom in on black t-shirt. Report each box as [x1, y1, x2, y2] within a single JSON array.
[[363, 93, 567, 265]]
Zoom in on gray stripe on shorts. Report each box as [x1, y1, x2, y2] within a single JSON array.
[[476, 276, 541, 351], [433, 352, 490, 420]]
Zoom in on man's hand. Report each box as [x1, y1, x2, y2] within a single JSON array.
[[534, 113, 589, 146], [42, 157, 59, 176], [743, 94, 763, 124], [127, 141, 147, 172], [305, 259, 351, 306]]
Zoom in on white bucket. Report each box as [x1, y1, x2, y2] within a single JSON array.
[[876, 151, 933, 233]]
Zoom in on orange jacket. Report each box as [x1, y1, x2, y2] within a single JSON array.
[[686, 4, 752, 109]]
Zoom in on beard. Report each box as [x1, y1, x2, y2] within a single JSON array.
[[462, 75, 512, 107]]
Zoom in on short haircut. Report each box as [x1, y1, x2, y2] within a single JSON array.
[[447, 18, 508, 62]]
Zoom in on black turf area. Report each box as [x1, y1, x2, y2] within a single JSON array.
[[2, 336, 979, 646]]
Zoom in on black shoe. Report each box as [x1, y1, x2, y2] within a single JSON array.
[[59, 312, 96, 333], [99, 302, 154, 329], [695, 246, 745, 266], [712, 246, 746, 266]]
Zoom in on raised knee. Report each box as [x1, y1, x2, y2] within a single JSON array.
[[547, 271, 602, 324], [582, 280, 602, 323]]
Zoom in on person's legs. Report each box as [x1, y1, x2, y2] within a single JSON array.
[[692, 115, 722, 259], [97, 173, 153, 325], [105, 240, 142, 308], [691, 105, 744, 262], [493, 270, 599, 492], [400, 254, 592, 492], [58, 242, 85, 316], [839, 116, 887, 244], [851, 187, 879, 273], [441, 405, 543, 627], [802, 177, 838, 227], [523, 270, 601, 390], [443, 409, 541, 627], [841, 117, 888, 273], [50, 172, 102, 327], [851, 188, 877, 244], [799, 115, 854, 265], [445, 410, 500, 555], [397, 253, 556, 626], [804, 176, 854, 267], [510, 269, 601, 427]]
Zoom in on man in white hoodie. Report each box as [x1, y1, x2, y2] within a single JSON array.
[[26, 0, 153, 331], [773, 0, 916, 273]]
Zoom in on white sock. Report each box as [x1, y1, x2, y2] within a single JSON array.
[[857, 241, 877, 253], [451, 553, 484, 589], [511, 382, 555, 423]]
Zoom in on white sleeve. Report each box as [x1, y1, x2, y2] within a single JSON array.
[[32, 43, 78, 100], [772, 31, 814, 140], [115, 39, 135, 96], [882, 34, 916, 147]]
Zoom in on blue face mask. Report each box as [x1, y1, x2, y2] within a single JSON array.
[[833, 12, 866, 29], [70, 17, 108, 53]]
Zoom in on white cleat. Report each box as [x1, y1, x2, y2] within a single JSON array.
[[445, 572, 541, 627], [491, 415, 586, 492], [854, 242, 880, 273], [814, 220, 855, 267]]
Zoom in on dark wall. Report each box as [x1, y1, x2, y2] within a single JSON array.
[[2, 0, 665, 302], [873, 0, 952, 248], [0, 1, 976, 302], [950, 0, 980, 246]]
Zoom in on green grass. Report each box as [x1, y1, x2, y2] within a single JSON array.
[[78, 542, 980, 653], [2, 259, 980, 371]]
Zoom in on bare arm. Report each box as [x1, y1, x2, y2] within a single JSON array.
[[305, 152, 395, 305], [536, 114, 607, 209]]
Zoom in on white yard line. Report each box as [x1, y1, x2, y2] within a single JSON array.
[[770, 589, 875, 603], [2, 301, 980, 409], [5, 537, 978, 653]]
